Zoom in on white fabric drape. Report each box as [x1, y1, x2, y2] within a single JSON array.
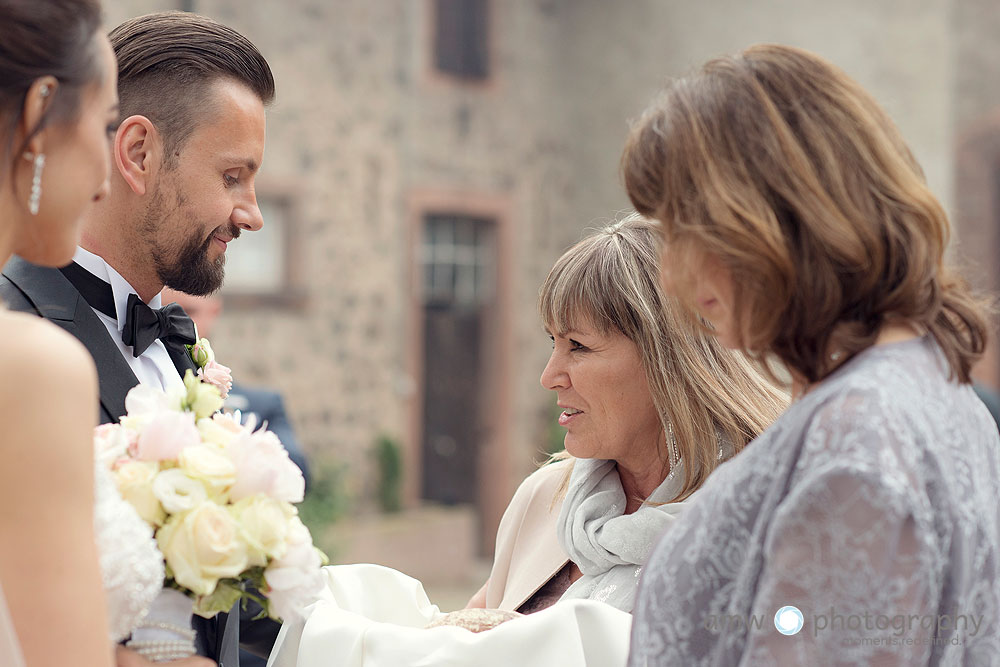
[[268, 564, 632, 667]]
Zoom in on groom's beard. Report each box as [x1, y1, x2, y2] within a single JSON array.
[[141, 191, 237, 296], [158, 227, 230, 296]]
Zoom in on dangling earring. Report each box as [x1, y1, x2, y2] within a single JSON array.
[[28, 153, 45, 215], [666, 421, 680, 467], [25, 82, 52, 216]]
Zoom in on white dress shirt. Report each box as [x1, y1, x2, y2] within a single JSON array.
[[72, 247, 185, 393]]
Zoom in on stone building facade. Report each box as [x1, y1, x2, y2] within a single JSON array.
[[953, 0, 1000, 389], [105, 0, 999, 554]]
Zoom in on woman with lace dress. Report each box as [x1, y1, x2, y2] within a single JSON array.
[[0, 2, 208, 665], [268, 216, 787, 667], [622, 44, 1000, 664]]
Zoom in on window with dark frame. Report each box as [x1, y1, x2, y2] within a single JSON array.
[[420, 214, 495, 307], [433, 0, 490, 81], [222, 195, 292, 296]]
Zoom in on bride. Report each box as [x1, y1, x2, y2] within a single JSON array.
[[0, 2, 210, 665]]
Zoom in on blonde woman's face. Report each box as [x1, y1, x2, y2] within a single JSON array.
[[663, 244, 740, 349], [540, 323, 661, 471]]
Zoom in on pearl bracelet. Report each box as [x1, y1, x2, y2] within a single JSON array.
[[126, 638, 196, 662], [132, 619, 197, 640]]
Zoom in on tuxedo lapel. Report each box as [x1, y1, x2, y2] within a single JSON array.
[[165, 338, 198, 381], [2, 256, 139, 423], [64, 304, 139, 424]]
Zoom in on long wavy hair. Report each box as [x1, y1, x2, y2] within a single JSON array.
[[540, 215, 787, 502], [622, 44, 988, 385]]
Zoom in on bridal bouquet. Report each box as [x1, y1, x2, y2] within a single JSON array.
[[94, 370, 326, 623]]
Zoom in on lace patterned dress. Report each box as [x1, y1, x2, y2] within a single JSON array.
[[629, 337, 1000, 666], [94, 460, 163, 642]]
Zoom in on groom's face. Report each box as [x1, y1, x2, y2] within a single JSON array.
[[142, 79, 266, 295]]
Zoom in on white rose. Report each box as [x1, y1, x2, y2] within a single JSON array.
[[183, 371, 224, 420], [153, 468, 208, 514], [94, 423, 131, 467], [263, 518, 324, 621], [264, 518, 321, 588], [230, 495, 294, 567], [180, 445, 236, 494], [227, 429, 305, 503], [197, 412, 245, 449], [124, 383, 181, 423], [119, 414, 146, 432], [124, 384, 169, 415], [114, 460, 165, 525], [164, 383, 186, 411], [157, 501, 250, 596]]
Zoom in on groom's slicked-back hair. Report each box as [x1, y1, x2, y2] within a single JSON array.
[[109, 11, 274, 164]]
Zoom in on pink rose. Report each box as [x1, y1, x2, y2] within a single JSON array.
[[134, 411, 200, 461], [227, 429, 305, 503], [197, 360, 233, 399]]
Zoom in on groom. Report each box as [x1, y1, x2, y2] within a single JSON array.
[[0, 12, 279, 667]]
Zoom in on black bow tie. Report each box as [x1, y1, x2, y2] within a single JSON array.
[[59, 262, 197, 357], [122, 293, 197, 356]]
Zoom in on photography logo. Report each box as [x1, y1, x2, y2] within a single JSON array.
[[774, 605, 804, 636]]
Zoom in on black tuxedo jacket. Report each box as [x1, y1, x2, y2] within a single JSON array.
[[0, 255, 280, 667]]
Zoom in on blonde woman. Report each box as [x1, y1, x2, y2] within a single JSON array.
[[269, 217, 785, 667], [469, 214, 786, 614], [623, 44, 1000, 664]]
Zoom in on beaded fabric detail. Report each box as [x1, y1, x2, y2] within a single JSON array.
[[93, 460, 164, 642]]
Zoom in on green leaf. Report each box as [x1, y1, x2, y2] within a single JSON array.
[[193, 581, 243, 618]]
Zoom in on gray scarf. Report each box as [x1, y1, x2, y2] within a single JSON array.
[[556, 457, 687, 612]]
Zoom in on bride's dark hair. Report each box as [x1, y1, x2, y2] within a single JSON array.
[[0, 0, 104, 185]]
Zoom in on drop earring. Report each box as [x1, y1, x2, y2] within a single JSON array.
[[666, 421, 680, 467], [28, 152, 45, 215], [25, 82, 51, 216]]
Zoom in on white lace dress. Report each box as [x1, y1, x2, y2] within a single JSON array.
[[629, 337, 1000, 666], [94, 460, 163, 642]]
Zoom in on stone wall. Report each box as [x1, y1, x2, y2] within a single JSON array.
[[953, 0, 1000, 388], [103, 0, 987, 553]]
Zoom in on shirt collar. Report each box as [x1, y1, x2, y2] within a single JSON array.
[[72, 247, 162, 331]]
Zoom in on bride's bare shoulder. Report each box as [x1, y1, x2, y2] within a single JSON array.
[[0, 310, 96, 402]]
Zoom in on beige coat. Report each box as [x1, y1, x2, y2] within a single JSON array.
[[485, 459, 572, 611]]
